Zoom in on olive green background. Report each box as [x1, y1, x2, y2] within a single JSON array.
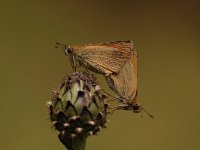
[[0, 0, 200, 150]]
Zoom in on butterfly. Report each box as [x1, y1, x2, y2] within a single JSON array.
[[56, 41, 133, 76], [106, 50, 153, 117]]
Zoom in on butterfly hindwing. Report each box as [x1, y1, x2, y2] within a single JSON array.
[[106, 50, 137, 104]]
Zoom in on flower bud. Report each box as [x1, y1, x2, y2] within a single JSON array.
[[48, 72, 108, 150]]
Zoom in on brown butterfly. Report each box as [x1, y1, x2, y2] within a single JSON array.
[[105, 50, 153, 117], [56, 41, 133, 76]]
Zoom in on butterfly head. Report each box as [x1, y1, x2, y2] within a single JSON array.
[[132, 103, 142, 113], [64, 46, 74, 55], [55, 42, 74, 56]]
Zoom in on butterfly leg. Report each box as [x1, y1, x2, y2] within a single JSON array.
[[68, 56, 77, 72], [83, 65, 90, 74]]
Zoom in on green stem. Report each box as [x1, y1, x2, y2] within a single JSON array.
[[59, 134, 87, 150], [71, 136, 87, 150]]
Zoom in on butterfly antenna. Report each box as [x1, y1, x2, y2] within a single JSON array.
[[55, 42, 67, 48], [140, 106, 154, 118]]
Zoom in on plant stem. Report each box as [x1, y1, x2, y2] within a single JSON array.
[[59, 135, 87, 150], [71, 136, 87, 150]]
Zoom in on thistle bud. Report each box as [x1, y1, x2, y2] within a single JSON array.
[[48, 72, 108, 150]]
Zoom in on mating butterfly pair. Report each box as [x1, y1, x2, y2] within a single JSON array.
[[56, 41, 153, 118]]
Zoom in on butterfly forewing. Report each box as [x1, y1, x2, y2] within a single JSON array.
[[72, 41, 133, 75]]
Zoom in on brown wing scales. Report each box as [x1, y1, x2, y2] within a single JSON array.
[[73, 41, 134, 74], [106, 51, 137, 104]]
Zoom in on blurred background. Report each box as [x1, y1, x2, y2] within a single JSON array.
[[0, 0, 200, 150]]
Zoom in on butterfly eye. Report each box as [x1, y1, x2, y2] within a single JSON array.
[[67, 47, 72, 53], [65, 46, 73, 55]]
